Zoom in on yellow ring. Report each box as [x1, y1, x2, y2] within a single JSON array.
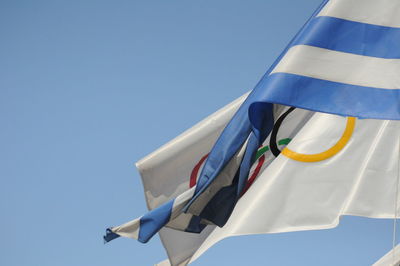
[[281, 117, 356, 162]]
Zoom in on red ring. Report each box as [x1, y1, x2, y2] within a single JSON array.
[[241, 154, 265, 196], [190, 154, 208, 188]]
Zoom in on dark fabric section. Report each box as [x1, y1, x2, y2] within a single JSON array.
[[103, 228, 121, 243], [198, 172, 240, 227], [185, 215, 207, 233], [236, 133, 262, 198]]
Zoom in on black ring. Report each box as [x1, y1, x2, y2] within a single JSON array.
[[269, 107, 296, 157]]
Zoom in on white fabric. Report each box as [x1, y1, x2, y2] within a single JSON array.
[[319, 0, 400, 28], [272, 45, 400, 89], [188, 115, 400, 263], [110, 217, 140, 240], [158, 226, 216, 266]]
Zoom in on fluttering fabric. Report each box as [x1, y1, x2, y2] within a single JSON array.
[[105, 0, 400, 265]]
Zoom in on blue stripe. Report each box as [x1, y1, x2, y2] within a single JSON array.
[[294, 16, 400, 58], [251, 73, 400, 120], [138, 199, 174, 243]]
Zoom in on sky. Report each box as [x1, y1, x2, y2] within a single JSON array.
[[0, 0, 398, 265]]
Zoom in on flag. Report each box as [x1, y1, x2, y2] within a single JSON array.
[[105, 0, 400, 264]]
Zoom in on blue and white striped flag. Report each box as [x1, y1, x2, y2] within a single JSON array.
[[184, 0, 400, 230], [105, 0, 400, 264]]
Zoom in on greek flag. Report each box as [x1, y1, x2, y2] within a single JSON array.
[[105, 0, 400, 264]]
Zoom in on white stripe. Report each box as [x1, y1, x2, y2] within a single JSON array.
[[171, 187, 195, 215], [271, 45, 400, 90], [111, 217, 140, 240], [167, 188, 197, 230], [112, 187, 197, 239], [318, 0, 400, 28]]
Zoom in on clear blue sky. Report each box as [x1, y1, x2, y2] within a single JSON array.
[[0, 0, 397, 265]]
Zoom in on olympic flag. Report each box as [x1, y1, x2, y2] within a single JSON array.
[[105, 0, 400, 265]]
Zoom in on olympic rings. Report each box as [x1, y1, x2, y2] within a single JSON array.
[[190, 109, 356, 191]]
